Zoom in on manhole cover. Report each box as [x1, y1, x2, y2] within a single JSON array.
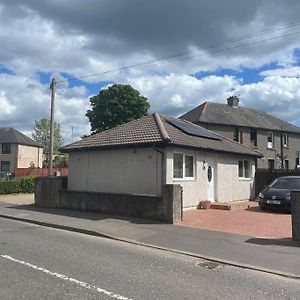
[[195, 260, 222, 270]]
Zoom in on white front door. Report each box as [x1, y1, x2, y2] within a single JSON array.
[[207, 161, 215, 202]]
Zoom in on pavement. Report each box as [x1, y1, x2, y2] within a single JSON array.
[[0, 193, 299, 279]]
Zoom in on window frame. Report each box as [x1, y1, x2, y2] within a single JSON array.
[[283, 133, 288, 147], [284, 159, 289, 171], [250, 129, 257, 147], [238, 160, 251, 179], [173, 152, 195, 180], [267, 132, 273, 149], [1, 143, 11, 154], [0, 161, 10, 172], [268, 159, 275, 172], [296, 152, 300, 168]]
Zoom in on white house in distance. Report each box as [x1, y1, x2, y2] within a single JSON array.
[[61, 114, 262, 209]]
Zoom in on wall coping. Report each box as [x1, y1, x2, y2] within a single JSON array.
[[36, 176, 68, 181], [63, 189, 160, 199]]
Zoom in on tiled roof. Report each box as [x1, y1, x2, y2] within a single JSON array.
[[180, 102, 300, 133], [61, 114, 262, 157], [0, 128, 42, 147]]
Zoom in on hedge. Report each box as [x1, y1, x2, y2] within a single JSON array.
[[0, 176, 35, 194]]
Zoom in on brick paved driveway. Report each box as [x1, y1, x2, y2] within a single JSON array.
[[179, 203, 292, 238]]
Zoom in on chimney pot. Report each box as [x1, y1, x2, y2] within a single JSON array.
[[227, 95, 239, 108]]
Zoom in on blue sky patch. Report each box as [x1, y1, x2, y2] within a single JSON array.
[[0, 66, 16, 76]]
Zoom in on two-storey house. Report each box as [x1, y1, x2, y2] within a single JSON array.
[[0, 128, 43, 177], [180, 96, 300, 170]]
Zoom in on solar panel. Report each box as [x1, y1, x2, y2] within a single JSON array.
[[167, 119, 221, 140]]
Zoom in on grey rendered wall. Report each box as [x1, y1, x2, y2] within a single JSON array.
[[68, 148, 162, 196], [35, 177, 182, 223], [165, 147, 256, 208]]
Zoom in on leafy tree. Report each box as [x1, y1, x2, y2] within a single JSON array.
[[32, 118, 63, 155], [86, 84, 150, 133], [53, 154, 69, 167]]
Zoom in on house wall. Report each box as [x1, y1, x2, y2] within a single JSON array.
[[198, 122, 300, 169], [17, 145, 43, 168], [68, 148, 162, 196], [0, 143, 18, 173], [165, 147, 256, 208], [0, 143, 43, 173]]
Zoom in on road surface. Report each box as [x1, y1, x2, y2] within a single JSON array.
[[0, 218, 299, 299]]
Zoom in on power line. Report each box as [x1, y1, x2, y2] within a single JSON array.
[[56, 20, 300, 84]]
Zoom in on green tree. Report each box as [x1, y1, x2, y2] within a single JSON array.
[[53, 154, 69, 167], [86, 84, 150, 133], [32, 118, 63, 155]]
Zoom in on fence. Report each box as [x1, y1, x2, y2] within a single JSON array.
[[255, 168, 300, 196], [15, 167, 68, 178]]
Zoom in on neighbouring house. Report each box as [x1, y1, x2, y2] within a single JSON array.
[[61, 114, 262, 209], [180, 96, 300, 170], [0, 128, 43, 176]]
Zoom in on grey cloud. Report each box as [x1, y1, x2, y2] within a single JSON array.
[[3, 0, 300, 60]]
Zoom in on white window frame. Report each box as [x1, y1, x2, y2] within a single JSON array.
[[173, 152, 195, 180], [296, 152, 300, 168], [267, 132, 273, 149], [283, 133, 288, 147], [238, 160, 251, 180]]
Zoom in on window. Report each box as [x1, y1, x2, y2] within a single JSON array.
[[267, 132, 273, 149], [238, 160, 251, 179], [285, 160, 289, 170], [233, 127, 243, 144], [250, 129, 257, 146], [239, 130, 243, 144], [173, 153, 194, 179], [233, 127, 239, 142], [283, 133, 288, 147], [268, 159, 275, 172], [296, 152, 300, 168], [2, 143, 11, 154], [1, 161, 10, 172]]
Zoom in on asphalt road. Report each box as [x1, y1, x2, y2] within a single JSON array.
[[0, 218, 299, 300]]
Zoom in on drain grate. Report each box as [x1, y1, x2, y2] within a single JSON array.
[[195, 260, 222, 270]]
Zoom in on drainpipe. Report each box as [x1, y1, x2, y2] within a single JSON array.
[[153, 146, 165, 194], [153, 113, 171, 194]]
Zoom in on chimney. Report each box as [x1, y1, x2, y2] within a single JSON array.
[[227, 95, 239, 108]]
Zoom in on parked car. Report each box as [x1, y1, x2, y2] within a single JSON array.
[[258, 176, 300, 212]]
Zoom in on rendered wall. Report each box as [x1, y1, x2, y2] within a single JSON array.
[[35, 176, 182, 223], [165, 147, 256, 208], [68, 148, 162, 196], [17, 145, 43, 168]]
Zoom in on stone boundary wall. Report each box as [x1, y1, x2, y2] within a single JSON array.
[[35, 177, 182, 223]]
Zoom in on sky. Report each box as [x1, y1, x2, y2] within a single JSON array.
[[1, 0, 300, 144]]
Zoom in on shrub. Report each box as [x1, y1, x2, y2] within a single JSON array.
[[0, 176, 35, 194]]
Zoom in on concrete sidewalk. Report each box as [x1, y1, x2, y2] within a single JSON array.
[[0, 200, 299, 279]]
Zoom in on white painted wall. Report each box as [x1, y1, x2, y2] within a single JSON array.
[[165, 147, 256, 208], [68, 148, 162, 196], [68, 146, 256, 208]]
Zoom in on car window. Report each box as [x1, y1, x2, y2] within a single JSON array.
[[270, 178, 300, 189]]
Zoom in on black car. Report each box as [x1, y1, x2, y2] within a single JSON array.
[[258, 176, 300, 211]]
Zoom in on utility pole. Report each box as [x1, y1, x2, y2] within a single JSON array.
[[48, 78, 56, 176]]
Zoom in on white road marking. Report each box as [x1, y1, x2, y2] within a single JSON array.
[[1, 254, 132, 300]]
